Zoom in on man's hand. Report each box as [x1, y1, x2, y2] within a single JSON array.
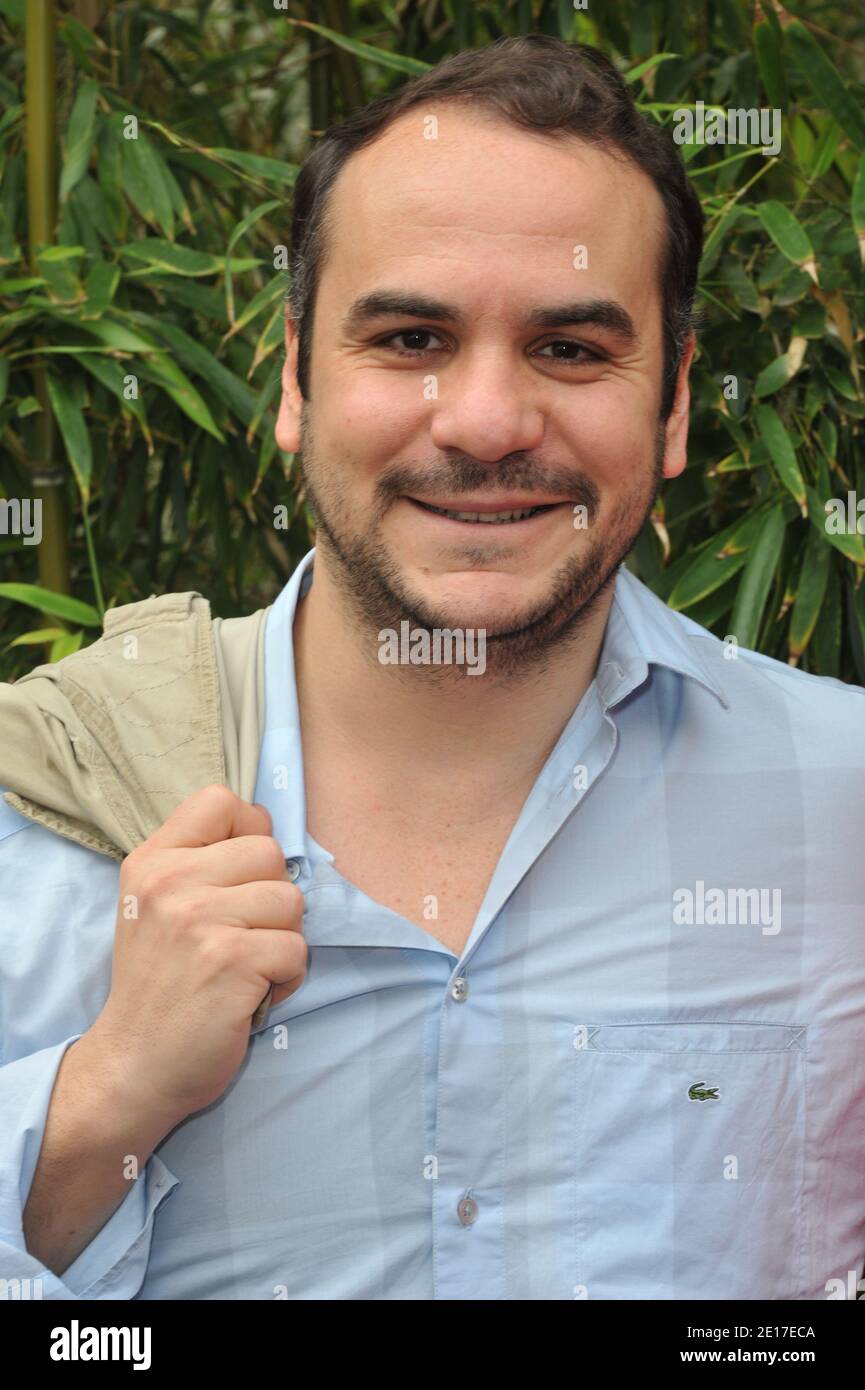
[[89, 783, 306, 1128]]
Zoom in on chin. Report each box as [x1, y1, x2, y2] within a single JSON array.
[[404, 575, 550, 635]]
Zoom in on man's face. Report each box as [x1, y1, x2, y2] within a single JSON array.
[[277, 103, 693, 667]]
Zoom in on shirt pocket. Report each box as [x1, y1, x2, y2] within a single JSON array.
[[563, 1020, 808, 1300]]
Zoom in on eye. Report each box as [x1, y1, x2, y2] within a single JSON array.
[[377, 328, 448, 356], [534, 340, 604, 365]]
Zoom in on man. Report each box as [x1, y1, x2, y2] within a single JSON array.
[[2, 34, 864, 1301]]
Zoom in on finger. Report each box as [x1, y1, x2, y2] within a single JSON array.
[[148, 784, 272, 852], [192, 880, 304, 931], [244, 926, 308, 990], [165, 834, 289, 889]]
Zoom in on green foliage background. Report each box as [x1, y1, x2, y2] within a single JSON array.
[[1, 0, 864, 681]]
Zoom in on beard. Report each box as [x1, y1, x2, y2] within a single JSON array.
[[296, 403, 666, 683]]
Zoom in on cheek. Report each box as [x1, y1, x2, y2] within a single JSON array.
[[326, 370, 431, 462], [562, 404, 656, 485]]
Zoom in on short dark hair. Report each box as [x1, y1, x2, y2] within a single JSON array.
[[288, 33, 703, 420]]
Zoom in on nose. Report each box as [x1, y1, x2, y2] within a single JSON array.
[[428, 347, 545, 464]]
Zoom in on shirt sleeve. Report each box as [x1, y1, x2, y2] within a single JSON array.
[[0, 1034, 180, 1300]]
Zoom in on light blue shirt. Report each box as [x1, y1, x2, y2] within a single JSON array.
[[2, 547, 865, 1301]]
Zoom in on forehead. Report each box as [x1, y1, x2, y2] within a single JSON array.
[[321, 103, 666, 322]]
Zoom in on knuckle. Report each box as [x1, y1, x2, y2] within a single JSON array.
[[261, 836, 286, 878], [201, 783, 237, 809], [284, 882, 304, 917], [195, 929, 234, 976], [173, 890, 211, 930], [264, 880, 303, 919], [138, 861, 184, 907]]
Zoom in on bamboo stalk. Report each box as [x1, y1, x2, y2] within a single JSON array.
[[25, 0, 70, 645]]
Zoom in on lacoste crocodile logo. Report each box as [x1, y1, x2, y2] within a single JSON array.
[[688, 1081, 720, 1102]]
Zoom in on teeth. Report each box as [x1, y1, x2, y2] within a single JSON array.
[[425, 504, 542, 523]]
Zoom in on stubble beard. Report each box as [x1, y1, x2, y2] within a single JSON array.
[[296, 404, 666, 684]]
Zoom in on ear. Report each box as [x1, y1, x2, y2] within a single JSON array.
[[661, 333, 697, 480], [275, 311, 303, 454]]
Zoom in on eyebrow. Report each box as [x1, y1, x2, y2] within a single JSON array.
[[340, 291, 640, 346]]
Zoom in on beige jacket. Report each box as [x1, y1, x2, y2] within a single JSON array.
[[0, 590, 270, 860], [0, 590, 276, 1028]]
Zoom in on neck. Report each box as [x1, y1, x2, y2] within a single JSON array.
[[293, 552, 616, 796]]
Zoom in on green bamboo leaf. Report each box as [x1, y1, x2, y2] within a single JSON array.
[[788, 527, 831, 658], [128, 310, 257, 425], [699, 205, 742, 276], [667, 507, 769, 610], [852, 150, 865, 267], [821, 360, 859, 402], [754, 355, 793, 397], [810, 118, 842, 180], [134, 354, 225, 442], [130, 276, 227, 322], [249, 300, 284, 372], [817, 414, 837, 465], [753, 19, 787, 110], [224, 199, 281, 326], [120, 129, 175, 238], [160, 157, 195, 235], [120, 239, 224, 277], [75, 352, 149, 441], [70, 314, 161, 352], [0, 583, 101, 626], [50, 631, 86, 662], [6, 627, 67, 648], [755, 201, 817, 281], [204, 149, 299, 186], [44, 373, 92, 502], [810, 565, 841, 677], [623, 53, 679, 84], [59, 80, 99, 202], [81, 259, 119, 318], [786, 21, 865, 151], [754, 338, 808, 398], [848, 574, 865, 684], [754, 404, 807, 514], [0, 275, 43, 293], [247, 371, 282, 449], [0, 103, 23, 140], [96, 118, 125, 241], [228, 273, 285, 337], [805, 486, 865, 565], [35, 245, 86, 303], [289, 20, 432, 76], [728, 505, 787, 651]]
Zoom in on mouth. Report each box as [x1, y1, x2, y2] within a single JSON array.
[[405, 497, 571, 526]]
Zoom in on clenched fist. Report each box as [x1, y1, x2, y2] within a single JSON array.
[[89, 784, 307, 1128]]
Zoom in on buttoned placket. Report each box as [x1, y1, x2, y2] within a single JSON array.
[[430, 662, 634, 1298]]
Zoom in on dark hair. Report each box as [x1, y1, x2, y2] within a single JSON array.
[[288, 33, 703, 420]]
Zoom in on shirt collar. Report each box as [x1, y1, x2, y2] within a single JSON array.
[[596, 563, 729, 711], [253, 547, 317, 863], [256, 551, 729, 857]]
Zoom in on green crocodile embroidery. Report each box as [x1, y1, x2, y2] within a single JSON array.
[[688, 1081, 720, 1101]]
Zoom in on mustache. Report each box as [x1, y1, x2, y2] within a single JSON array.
[[375, 457, 602, 518]]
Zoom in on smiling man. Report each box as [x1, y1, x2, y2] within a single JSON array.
[[2, 35, 865, 1303]]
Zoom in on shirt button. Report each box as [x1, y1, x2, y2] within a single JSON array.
[[450, 976, 469, 1002], [457, 1194, 478, 1226], [284, 858, 301, 882]]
